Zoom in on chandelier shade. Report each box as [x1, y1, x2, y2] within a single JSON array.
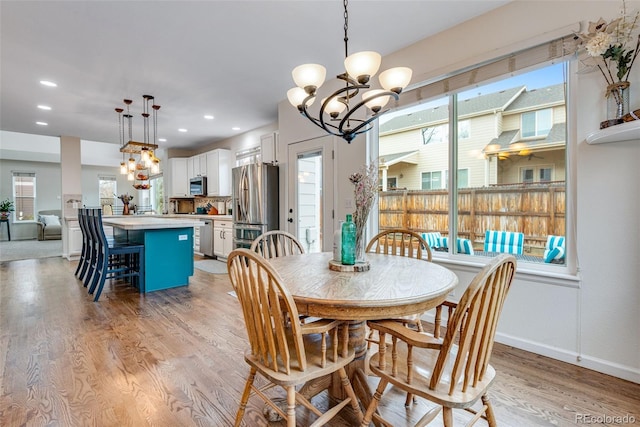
[[344, 51, 381, 83], [287, 0, 412, 143], [292, 64, 327, 92]]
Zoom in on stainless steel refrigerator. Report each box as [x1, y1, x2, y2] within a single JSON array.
[[232, 163, 279, 249]]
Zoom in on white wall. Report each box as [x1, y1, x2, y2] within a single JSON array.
[[278, 0, 640, 383]]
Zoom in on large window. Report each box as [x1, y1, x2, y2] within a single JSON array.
[[521, 108, 553, 138], [99, 175, 117, 211], [12, 172, 36, 222], [150, 175, 164, 214], [378, 59, 568, 267], [421, 171, 443, 190]]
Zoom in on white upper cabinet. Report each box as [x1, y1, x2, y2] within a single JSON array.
[[260, 131, 278, 164], [188, 153, 207, 177], [206, 149, 231, 196], [168, 157, 189, 197]]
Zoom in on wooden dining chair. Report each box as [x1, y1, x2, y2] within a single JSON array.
[[366, 229, 432, 339], [360, 254, 516, 427], [227, 248, 363, 427], [250, 230, 305, 259], [366, 228, 432, 262]]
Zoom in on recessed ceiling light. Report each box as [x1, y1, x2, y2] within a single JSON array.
[[204, 115, 214, 120], [37, 105, 52, 110], [158, 138, 167, 142], [40, 80, 57, 87], [232, 127, 241, 131], [36, 121, 48, 126], [178, 128, 188, 132]]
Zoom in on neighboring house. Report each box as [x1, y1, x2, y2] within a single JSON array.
[[379, 83, 566, 190]]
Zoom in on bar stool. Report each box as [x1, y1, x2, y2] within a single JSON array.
[[86, 208, 145, 301], [0, 216, 10, 241]]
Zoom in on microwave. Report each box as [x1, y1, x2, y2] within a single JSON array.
[[190, 176, 207, 196]]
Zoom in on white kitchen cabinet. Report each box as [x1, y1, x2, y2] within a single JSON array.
[[206, 149, 231, 196], [168, 157, 189, 197], [260, 131, 278, 164], [188, 153, 207, 178], [213, 220, 233, 259], [66, 220, 83, 260], [193, 225, 201, 255]]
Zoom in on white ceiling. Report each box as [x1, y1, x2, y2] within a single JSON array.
[[0, 1, 508, 152]]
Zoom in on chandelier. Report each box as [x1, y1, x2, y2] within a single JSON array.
[[287, 0, 412, 143], [115, 95, 161, 184]]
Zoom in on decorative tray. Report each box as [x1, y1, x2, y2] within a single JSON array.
[[328, 259, 370, 272]]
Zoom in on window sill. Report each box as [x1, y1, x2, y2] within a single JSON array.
[[431, 253, 581, 288], [585, 120, 640, 145]]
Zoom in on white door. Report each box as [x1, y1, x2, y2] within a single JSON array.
[[287, 136, 335, 253]]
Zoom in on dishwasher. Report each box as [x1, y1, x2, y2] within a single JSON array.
[[199, 219, 214, 257]]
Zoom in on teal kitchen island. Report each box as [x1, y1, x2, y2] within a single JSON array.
[[103, 216, 204, 292]]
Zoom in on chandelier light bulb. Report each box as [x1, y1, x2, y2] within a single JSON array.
[[151, 159, 160, 174], [127, 171, 135, 181], [120, 162, 127, 174], [362, 90, 391, 113], [322, 96, 347, 118], [344, 51, 382, 84], [379, 67, 413, 93], [292, 64, 327, 94], [128, 157, 136, 171], [287, 87, 314, 108], [140, 147, 150, 163]]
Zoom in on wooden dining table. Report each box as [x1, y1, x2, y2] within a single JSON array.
[[267, 251, 458, 415]]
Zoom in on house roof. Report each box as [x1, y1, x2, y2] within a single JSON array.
[[380, 85, 525, 134], [504, 83, 566, 112], [486, 123, 567, 153], [380, 151, 419, 166]]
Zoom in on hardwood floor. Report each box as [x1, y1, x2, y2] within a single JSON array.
[[1, 256, 638, 426]]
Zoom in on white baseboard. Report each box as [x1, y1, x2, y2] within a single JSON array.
[[495, 332, 640, 384], [422, 313, 640, 384]]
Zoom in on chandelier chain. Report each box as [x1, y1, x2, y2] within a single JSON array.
[[343, 0, 349, 59]]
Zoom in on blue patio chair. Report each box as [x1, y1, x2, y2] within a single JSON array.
[[441, 236, 475, 255], [421, 232, 442, 249], [543, 235, 565, 263], [484, 230, 524, 255]]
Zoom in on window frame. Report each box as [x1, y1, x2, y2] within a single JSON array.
[[373, 60, 577, 277], [521, 108, 553, 138], [12, 172, 36, 223]]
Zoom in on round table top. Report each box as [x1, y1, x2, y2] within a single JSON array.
[[268, 252, 458, 321]]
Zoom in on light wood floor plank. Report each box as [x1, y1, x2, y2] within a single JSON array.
[[1, 257, 638, 426]]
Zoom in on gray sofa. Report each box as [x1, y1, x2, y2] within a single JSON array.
[[37, 209, 62, 241]]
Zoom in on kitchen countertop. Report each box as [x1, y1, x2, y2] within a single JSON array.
[[170, 214, 232, 220], [65, 213, 233, 221], [103, 216, 204, 230]]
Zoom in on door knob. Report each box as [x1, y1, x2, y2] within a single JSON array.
[[287, 218, 293, 223]]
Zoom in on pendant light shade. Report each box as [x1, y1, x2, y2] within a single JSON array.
[[362, 90, 391, 113], [322, 96, 347, 117], [344, 51, 381, 83], [292, 64, 327, 93], [287, 87, 315, 108], [379, 67, 413, 93]]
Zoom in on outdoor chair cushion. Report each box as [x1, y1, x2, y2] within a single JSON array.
[[421, 232, 443, 249], [484, 230, 524, 255], [441, 236, 475, 255], [543, 235, 565, 263]]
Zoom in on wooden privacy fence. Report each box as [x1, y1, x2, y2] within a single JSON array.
[[378, 182, 565, 254]]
